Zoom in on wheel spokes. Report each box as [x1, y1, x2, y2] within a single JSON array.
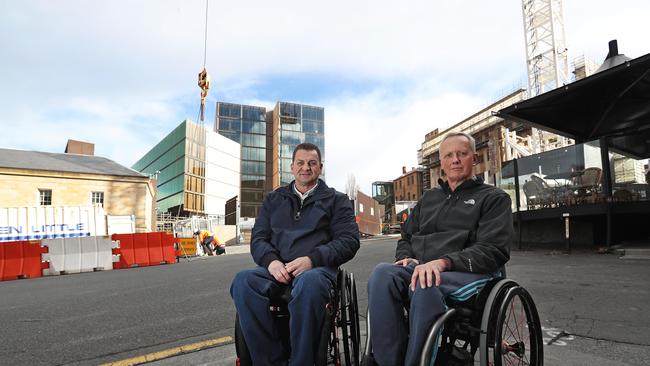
[[500, 295, 532, 365]]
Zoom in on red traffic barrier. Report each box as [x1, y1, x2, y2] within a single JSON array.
[[111, 232, 176, 269], [0, 240, 49, 281]]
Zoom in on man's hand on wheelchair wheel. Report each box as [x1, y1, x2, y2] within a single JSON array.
[[285, 256, 313, 278], [410, 259, 450, 291], [268, 260, 292, 284]]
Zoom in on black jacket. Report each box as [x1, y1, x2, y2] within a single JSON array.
[[395, 176, 512, 273], [251, 179, 360, 269]]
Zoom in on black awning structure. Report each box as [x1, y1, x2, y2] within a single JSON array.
[[498, 52, 650, 159]]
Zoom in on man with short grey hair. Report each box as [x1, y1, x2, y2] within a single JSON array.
[[367, 132, 513, 365]]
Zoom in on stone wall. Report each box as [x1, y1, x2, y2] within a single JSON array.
[[0, 169, 155, 232]]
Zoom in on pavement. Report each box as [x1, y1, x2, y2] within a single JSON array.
[[98, 236, 650, 366], [198, 234, 400, 257]]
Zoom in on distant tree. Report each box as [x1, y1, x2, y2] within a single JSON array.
[[346, 174, 360, 200]]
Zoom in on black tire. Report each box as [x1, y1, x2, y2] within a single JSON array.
[[361, 354, 378, 366], [339, 269, 353, 366], [332, 269, 361, 366], [479, 279, 519, 366], [493, 286, 544, 366], [348, 272, 361, 365], [315, 308, 332, 366], [235, 313, 253, 366]]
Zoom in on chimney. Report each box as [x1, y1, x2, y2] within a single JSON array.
[[606, 40, 618, 59], [595, 39, 631, 74], [65, 139, 95, 155], [402, 166, 406, 174]]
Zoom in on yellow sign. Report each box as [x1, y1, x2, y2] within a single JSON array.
[[177, 238, 197, 256]]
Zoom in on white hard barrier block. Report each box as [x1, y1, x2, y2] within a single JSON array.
[[42, 236, 115, 275]]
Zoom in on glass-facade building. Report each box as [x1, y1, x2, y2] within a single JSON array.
[[133, 121, 196, 214], [215, 101, 326, 219], [215, 103, 268, 219], [270, 102, 325, 189], [133, 120, 240, 216]]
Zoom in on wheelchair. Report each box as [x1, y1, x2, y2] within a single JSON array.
[[361, 276, 544, 366], [235, 268, 361, 366]]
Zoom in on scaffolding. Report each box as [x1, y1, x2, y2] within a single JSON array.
[[520, 0, 573, 156], [156, 212, 179, 233], [522, 0, 569, 97]]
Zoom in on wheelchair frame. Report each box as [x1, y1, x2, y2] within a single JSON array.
[[362, 277, 544, 366], [235, 268, 361, 366]]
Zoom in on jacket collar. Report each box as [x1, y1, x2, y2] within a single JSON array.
[[278, 179, 331, 200], [438, 175, 483, 194]]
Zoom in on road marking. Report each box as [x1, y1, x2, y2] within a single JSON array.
[[542, 326, 575, 346], [100, 336, 233, 366]]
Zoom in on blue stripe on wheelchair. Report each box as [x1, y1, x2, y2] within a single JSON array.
[[448, 280, 492, 301], [449, 284, 488, 301], [449, 278, 491, 297]]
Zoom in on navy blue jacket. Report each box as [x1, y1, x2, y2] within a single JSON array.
[[251, 179, 360, 269]]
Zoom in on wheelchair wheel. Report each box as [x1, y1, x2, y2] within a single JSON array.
[[234, 313, 253, 366], [492, 286, 543, 366], [315, 304, 333, 366], [360, 307, 377, 366], [337, 269, 361, 366], [419, 308, 462, 366]]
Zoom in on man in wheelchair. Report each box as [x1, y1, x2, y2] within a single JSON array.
[[231, 143, 360, 366], [367, 132, 513, 366]]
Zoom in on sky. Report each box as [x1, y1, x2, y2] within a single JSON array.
[[1, 0, 648, 194]]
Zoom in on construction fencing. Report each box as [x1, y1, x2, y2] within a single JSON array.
[[0, 232, 178, 282]]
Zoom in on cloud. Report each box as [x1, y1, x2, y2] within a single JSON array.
[[322, 81, 485, 193], [1, 0, 649, 200]]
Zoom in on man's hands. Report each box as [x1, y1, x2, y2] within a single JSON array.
[[285, 256, 313, 278], [268, 260, 292, 284], [394, 258, 419, 267], [267, 256, 313, 284], [409, 258, 450, 291]]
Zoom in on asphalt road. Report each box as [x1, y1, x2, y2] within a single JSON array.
[[1, 237, 649, 366]]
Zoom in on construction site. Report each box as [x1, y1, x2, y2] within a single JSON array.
[[372, 0, 650, 249]]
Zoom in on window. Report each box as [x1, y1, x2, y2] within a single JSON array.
[[241, 121, 266, 134], [302, 120, 323, 134], [242, 107, 266, 121], [39, 189, 52, 206], [359, 203, 364, 213], [370, 207, 374, 216], [92, 191, 104, 206], [280, 102, 301, 118], [302, 106, 323, 121], [218, 103, 241, 118]]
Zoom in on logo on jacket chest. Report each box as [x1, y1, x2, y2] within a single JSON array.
[[463, 199, 475, 205]]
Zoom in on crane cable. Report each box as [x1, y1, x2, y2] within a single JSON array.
[[197, 0, 210, 123], [181, 0, 210, 220]]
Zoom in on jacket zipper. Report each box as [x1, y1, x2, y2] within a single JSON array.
[[294, 199, 304, 220]]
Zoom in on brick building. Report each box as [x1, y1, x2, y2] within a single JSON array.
[[393, 166, 424, 202]]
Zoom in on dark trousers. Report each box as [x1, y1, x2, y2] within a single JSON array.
[[201, 236, 214, 255], [230, 266, 337, 366], [367, 263, 493, 366]]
